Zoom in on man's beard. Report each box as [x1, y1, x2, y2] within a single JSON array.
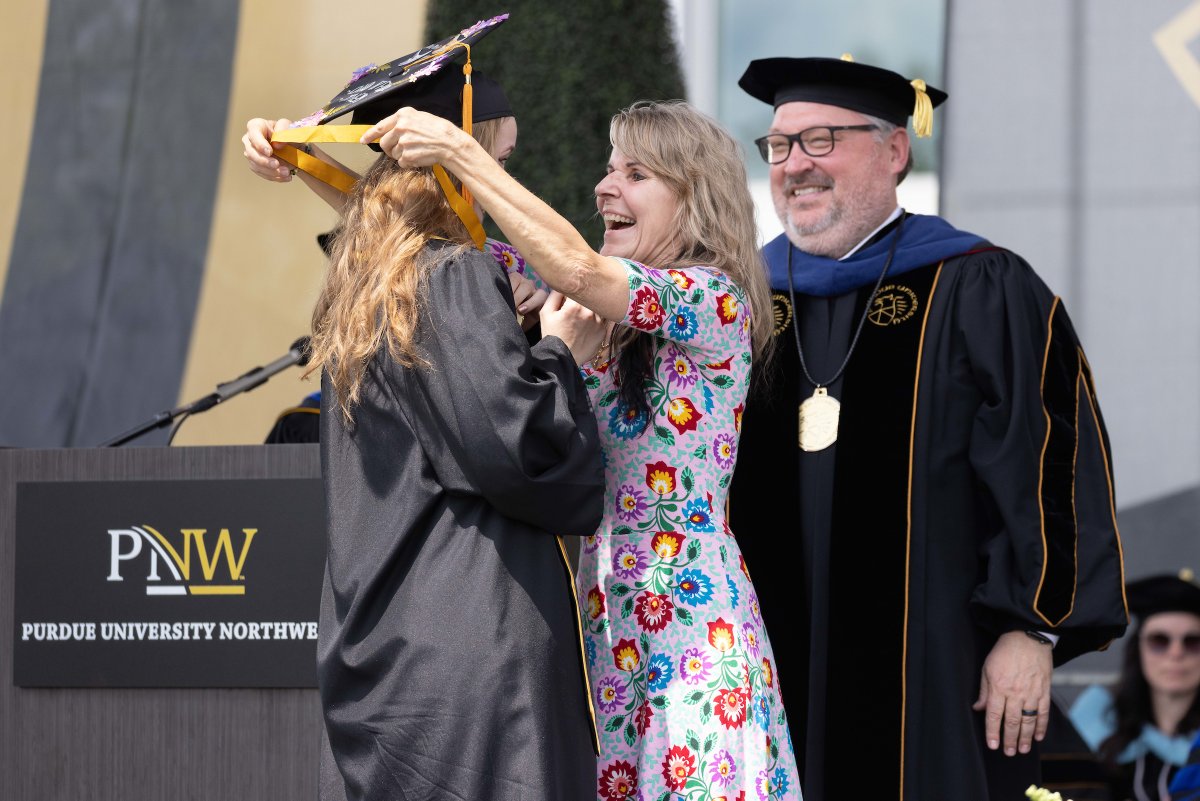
[[774, 169, 890, 259], [774, 172, 845, 258]]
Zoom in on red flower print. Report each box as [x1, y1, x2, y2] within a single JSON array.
[[634, 591, 675, 632], [661, 744, 697, 791], [716, 293, 739, 325], [630, 286, 666, 330], [634, 700, 654, 736], [612, 638, 641, 672], [587, 586, 606, 620], [714, 687, 749, 729], [645, 461, 678, 495], [706, 355, 734, 370], [733, 402, 744, 433], [739, 553, 752, 581], [599, 760, 639, 801], [666, 397, 703, 434], [650, 531, 686, 559], [707, 618, 735, 652], [667, 269, 694, 290], [762, 657, 774, 688]]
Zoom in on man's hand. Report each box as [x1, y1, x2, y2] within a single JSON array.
[[972, 630, 1053, 756]]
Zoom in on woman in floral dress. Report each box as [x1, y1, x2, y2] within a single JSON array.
[[366, 100, 800, 801]]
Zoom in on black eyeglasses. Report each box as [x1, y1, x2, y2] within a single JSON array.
[[754, 125, 879, 164], [1142, 631, 1200, 655]]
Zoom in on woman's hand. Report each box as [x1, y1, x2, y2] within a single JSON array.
[[539, 292, 610, 366], [509, 273, 549, 331], [360, 108, 467, 168], [242, 118, 294, 182]]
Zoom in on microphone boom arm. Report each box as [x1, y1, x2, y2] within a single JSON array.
[[98, 337, 311, 447]]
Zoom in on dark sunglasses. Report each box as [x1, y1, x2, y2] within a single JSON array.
[[1142, 631, 1200, 654]]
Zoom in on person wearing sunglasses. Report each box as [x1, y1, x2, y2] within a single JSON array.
[[1070, 571, 1200, 800]]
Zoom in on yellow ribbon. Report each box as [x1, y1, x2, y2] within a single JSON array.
[[269, 37, 487, 250], [271, 125, 371, 194], [910, 78, 934, 138]]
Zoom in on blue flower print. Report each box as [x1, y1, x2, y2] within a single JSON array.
[[727, 575, 740, 608], [682, 497, 715, 533], [585, 635, 597, 668], [608, 400, 649, 440], [646, 653, 674, 693], [752, 693, 771, 731], [773, 766, 791, 797], [665, 305, 699, 341], [675, 568, 714, 607]]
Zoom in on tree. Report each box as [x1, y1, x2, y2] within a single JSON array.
[[425, 0, 686, 248]]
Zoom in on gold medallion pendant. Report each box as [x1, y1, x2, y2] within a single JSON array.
[[798, 386, 840, 452]]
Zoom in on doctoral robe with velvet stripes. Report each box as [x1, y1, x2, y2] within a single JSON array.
[[730, 245, 1128, 801]]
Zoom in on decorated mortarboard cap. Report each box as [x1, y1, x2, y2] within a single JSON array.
[[351, 68, 511, 152], [271, 13, 510, 248], [348, 67, 511, 128], [1126, 569, 1200, 619], [738, 54, 947, 138]]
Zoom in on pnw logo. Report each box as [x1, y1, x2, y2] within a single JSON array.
[[107, 525, 257, 596]]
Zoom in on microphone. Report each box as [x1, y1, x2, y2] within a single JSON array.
[[188, 337, 313, 414], [98, 336, 313, 447]]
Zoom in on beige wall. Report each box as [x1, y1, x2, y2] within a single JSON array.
[[0, 0, 51, 300], [174, 0, 427, 445]]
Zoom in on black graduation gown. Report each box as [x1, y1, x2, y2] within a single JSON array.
[[730, 246, 1128, 801], [317, 242, 604, 801]]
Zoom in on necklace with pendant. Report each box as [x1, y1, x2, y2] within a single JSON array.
[[786, 214, 905, 452]]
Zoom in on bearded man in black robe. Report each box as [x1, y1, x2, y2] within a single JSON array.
[[729, 56, 1129, 801]]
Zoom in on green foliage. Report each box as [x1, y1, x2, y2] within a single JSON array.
[[425, 0, 686, 248]]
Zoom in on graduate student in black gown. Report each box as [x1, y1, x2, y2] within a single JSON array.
[[727, 55, 1130, 800], [247, 54, 606, 800]]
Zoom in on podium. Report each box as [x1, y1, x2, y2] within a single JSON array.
[[0, 445, 334, 801]]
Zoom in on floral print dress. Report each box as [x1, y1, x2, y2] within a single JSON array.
[[577, 258, 800, 801]]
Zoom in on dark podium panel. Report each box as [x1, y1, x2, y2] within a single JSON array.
[[0, 445, 329, 801]]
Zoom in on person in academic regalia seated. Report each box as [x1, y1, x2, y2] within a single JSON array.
[[727, 55, 1130, 800], [1172, 729, 1200, 801], [247, 33, 606, 801], [1070, 572, 1200, 801], [366, 100, 803, 798], [263, 390, 320, 444]]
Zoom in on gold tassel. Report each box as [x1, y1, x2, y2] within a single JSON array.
[[460, 54, 474, 209], [910, 78, 933, 138]]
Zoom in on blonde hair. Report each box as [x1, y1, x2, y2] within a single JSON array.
[[609, 101, 772, 360], [307, 116, 506, 421]]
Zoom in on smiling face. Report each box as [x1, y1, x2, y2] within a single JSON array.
[[594, 146, 682, 266], [769, 101, 908, 258]]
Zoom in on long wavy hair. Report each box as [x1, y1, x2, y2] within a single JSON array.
[[307, 118, 505, 421], [1099, 616, 1200, 767], [606, 101, 773, 418]]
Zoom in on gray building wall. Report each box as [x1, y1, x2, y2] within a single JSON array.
[[942, 0, 1200, 679]]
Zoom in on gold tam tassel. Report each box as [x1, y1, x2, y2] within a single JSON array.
[[910, 78, 933, 138]]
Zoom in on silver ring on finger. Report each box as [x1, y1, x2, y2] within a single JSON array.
[[1019, 708, 1038, 717]]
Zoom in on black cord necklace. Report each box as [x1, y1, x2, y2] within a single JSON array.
[[785, 213, 906, 451]]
